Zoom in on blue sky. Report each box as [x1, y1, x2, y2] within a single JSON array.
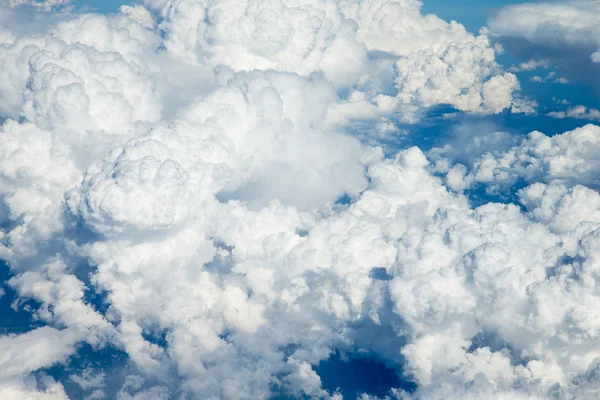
[[75, 0, 132, 12], [423, 0, 529, 31]]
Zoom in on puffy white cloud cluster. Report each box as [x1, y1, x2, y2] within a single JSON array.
[[433, 124, 600, 193], [2, 0, 600, 399], [145, 0, 523, 122], [69, 70, 375, 235], [68, 140, 600, 399], [340, 0, 521, 117], [22, 44, 161, 133]]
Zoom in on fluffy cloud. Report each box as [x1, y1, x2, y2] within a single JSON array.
[[339, 0, 522, 119], [0, 33, 64, 120], [145, 0, 522, 122], [69, 70, 376, 237], [433, 124, 600, 194], [489, 1, 600, 89], [1, 0, 600, 399], [0, 376, 68, 400], [146, 0, 366, 81], [22, 43, 161, 134], [0, 327, 79, 378], [489, 1, 600, 59], [64, 133, 600, 398]]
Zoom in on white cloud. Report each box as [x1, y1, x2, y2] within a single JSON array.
[[489, 1, 600, 88], [548, 105, 600, 121], [490, 1, 600, 56], [68, 70, 377, 237], [509, 58, 550, 72], [529, 71, 569, 84], [68, 140, 600, 397], [0, 34, 64, 120], [148, 0, 367, 83], [437, 124, 600, 193], [22, 44, 161, 134], [144, 0, 522, 122], [70, 369, 105, 391], [344, 0, 524, 121], [0, 375, 69, 400], [0, 327, 78, 378], [8, 0, 71, 11], [1, 1, 599, 399]]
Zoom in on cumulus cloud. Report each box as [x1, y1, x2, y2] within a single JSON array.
[[489, 1, 600, 89], [489, 1, 600, 58], [548, 105, 600, 121], [22, 44, 161, 134], [1, 0, 600, 399], [144, 0, 523, 122], [433, 124, 600, 194]]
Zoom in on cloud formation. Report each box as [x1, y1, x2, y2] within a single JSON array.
[[489, 1, 600, 90], [145, 0, 524, 122], [1, 0, 600, 399], [489, 1, 600, 60]]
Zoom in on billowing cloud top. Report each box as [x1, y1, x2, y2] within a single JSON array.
[[2, 0, 600, 399]]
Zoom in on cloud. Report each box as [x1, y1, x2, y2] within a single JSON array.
[[23, 44, 161, 134], [70, 369, 105, 391], [1, 1, 600, 399], [145, 0, 522, 122], [148, 0, 367, 83], [68, 70, 377, 237], [67, 139, 600, 397], [0, 327, 78, 378], [0, 33, 64, 120], [489, 1, 600, 56], [548, 105, 600, 121], [509, 58, 550, 72], [434, 124, 600, 193], [489, 1, 600, 88], [0, 375, 69, 400], [8, 0, 72, 11], [529, 71, 568, 84], [343, 0, 525, 121]]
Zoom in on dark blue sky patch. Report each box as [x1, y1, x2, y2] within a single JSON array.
[[0, 260, 44, 335], [141, 328, 169, 350], [464, 178, 530, 210], [82, 286, 112, 317], [334, 193, 353, 206], [315, 350, 417, 398], [43, 342, 130, 399], [369, 267, 393, 281]]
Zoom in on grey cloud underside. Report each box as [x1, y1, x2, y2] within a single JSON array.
[[1, 0, 600, 399]]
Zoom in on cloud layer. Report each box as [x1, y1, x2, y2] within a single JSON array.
[[1, 0, 600, 399]]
